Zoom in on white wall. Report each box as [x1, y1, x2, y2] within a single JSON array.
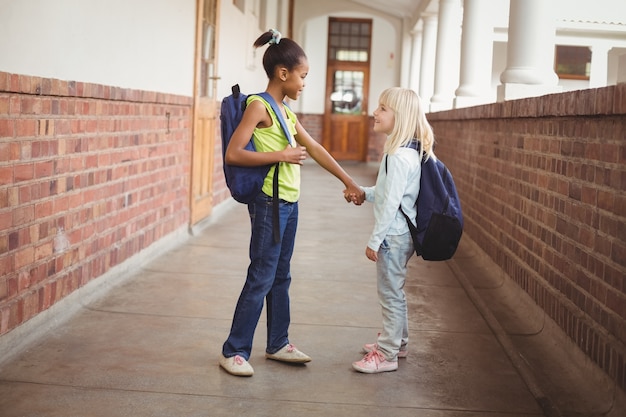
[[216, 0, 269, 99], [297, 16, 329, 115], [0, 0, 196, 96], [558, 0, 626, 23], [608, 48, 626, 84]]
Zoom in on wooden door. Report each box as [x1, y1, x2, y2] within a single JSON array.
[[190, 0, 220, 225], [322, 18, 372, 161]]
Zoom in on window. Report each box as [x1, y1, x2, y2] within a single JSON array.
[[555, 45, 591, 80], [328, 18, 371, 62]]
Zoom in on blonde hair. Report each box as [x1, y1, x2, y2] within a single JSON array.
[[379, 87, 434, 160]]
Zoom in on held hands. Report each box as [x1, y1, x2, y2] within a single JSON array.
[[343, 185, 365, 205], [283, 144, 307, 165]]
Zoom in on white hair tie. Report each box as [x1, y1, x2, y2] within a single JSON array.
[[269, 29, 282, 45]]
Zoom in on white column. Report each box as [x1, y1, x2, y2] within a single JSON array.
[[618, 53, 626, 84], [454, 0, 495, 108], [589, 44, 610, 88], [430, 0, 462, 112], [419, 14, 438, 108], [400, 31, 413, 88], [497, 0, 561, 101], [408, 28, 423, 93]]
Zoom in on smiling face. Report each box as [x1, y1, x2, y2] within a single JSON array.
[[372, 102, 395, 135], [282, 57, 309, 101]]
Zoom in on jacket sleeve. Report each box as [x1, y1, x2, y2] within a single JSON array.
[[361, 185, 375, 202]]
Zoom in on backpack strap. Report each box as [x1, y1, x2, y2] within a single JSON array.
[[257, 92, 294, 146], [255, 92, 294, 244], [384, 152, 424, 263]]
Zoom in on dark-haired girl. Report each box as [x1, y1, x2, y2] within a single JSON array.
[[220, 29, 364, 377]]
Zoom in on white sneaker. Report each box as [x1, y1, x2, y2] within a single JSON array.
[[265, 344, 311, 363], [219, 354, 254, 376]]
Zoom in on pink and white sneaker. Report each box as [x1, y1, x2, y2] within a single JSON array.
[[352, 348, 398, 374]]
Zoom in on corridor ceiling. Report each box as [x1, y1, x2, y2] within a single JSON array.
[[347, 0, 434, 22]]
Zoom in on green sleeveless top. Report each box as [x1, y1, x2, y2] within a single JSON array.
[[248, 95, 301, 202]]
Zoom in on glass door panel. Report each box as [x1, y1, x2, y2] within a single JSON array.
[[330, 70, 364, 115]]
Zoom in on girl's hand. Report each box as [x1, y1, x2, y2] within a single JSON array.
[[366, 247, 378, 262], [282, 144, 307, 165]]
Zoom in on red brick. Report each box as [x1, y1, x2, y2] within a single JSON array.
[[16, 75, 31, 94], [39, 77, 51, 96], [54, 196, 69, 212], [14, 247, 34, 269], [35, 242, 53, 261], [0, 143, 10, 162], [12, 205, 34, 226], [0, 96, 9, 115], [0, 210, 11, 230], [22, 290, 39, 322], [0, 232, 7, 253], [0, 167, 12, 185], [8, 74, 19, 92], [0, 119, 14, 138], [18, 184, 31, 204], [13, 163, 34, 182], [0, 272, 8, 299], [0, 189, 7, 209], [612, 241, 626, 266], [0, 72, 8, 90], [39, 98, 51, 114], [35, 160, 54, 178], [597, 189, 614, 212], [35, 200, 53, 218], [17, 270, 31, 291], [15, 119, 37, 137]]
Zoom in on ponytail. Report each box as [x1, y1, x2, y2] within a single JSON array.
[[253, 29, 307, 79]]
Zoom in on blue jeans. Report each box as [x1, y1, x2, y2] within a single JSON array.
[[222, 193, 298, 360], [376, 232, 414, 361]]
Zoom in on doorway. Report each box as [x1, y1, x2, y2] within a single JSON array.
[[190, 0, 221, 225], [322, 18, 372, 161]]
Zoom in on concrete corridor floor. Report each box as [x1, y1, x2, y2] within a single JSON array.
[[0, 161, 624, 417]]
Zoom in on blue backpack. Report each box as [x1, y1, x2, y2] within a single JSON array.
[[386, 141, 463, 261], [220, 84, 292, 242]]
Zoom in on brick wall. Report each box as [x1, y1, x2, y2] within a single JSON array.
[[0, 72, 192, 336], [427, 85, 626, 391]]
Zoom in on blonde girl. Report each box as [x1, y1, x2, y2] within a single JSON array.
[[351, 87, 434, 373]]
